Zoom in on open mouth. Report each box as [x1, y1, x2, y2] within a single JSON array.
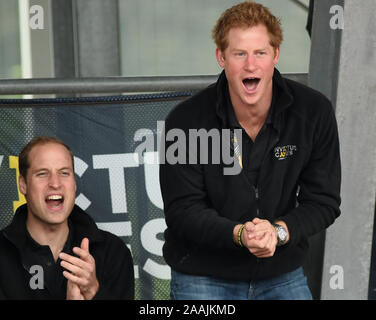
[[45, 194, 64, 209], [242, 77, 260, 92]]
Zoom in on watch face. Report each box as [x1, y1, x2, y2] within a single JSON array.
[[278, 227, 287, 241], [274, 224, 287, 245]]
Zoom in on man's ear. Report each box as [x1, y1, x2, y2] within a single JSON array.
[[273, 46, 281, 65], [19, 175, 27, 196], [216, 48, 226, 68]]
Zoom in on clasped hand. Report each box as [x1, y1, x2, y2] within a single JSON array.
[[241, 218, 278, 258], [59, 237, 99, 300]]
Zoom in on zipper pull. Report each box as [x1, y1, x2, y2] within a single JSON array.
[[253, 186, 260, 216]]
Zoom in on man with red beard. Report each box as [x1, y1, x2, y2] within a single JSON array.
[[0, 136, 134, 299], [160, 1, 341, 300]]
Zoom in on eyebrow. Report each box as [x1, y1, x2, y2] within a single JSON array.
[[230, 47, 269, 52], [32, 167, 73, 173], [59, 167, 73, 170], [230, 48, 246, 52]]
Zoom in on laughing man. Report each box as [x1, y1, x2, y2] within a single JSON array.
[[0, 136, 134, 299], [160, 1, 341, 300]]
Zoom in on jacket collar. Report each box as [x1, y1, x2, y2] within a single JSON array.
[[215, 68, 294, 131], [2, 203, 104, 251]]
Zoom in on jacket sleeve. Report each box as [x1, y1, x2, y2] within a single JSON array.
[[281, 101, 341, 246], [93, 234, 135, 300], [159, 108, 239, 250], [0, 286, 5, 300]]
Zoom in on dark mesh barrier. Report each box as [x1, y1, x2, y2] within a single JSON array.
[[0, 92, 196, 299]]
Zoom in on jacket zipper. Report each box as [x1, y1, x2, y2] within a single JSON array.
[[253, 185, 261, 265], [253, 185, 260, 217]]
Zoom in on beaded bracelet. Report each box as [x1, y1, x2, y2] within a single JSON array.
[[237, 224, 245, 247]]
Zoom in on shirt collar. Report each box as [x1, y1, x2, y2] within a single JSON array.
[[24, 218, 74, 255], [215, 68, 293, 129], [2, 203, 103, 251]]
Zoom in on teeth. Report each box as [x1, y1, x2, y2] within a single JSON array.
[[47, 195, 63, 200]]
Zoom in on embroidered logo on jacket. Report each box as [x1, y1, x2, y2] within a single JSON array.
[[274, 145, 297, 160]]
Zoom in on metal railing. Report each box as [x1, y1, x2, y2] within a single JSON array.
[[0, 74, 307, 96]]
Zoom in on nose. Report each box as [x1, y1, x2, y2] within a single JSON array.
[[244, 54, 258, 72], [48, 172, 61, 189]]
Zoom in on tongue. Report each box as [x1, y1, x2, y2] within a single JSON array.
[[46, 199, 63, 208], [243, 79, 259, 91]]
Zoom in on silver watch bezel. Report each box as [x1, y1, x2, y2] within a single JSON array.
[[273, 223, 288, 246]]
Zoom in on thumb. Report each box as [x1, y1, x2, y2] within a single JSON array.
[[244, 221, 255, 232], [81, 237, 89, 252], [252, 218, 262, 224]]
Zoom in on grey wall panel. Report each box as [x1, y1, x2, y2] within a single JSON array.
[[321, 0, 376, 300]]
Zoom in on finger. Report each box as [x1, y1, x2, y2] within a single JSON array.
[[59, 252, 89, 269], [254, 243, 276, 257], [252, 217, 263, 224], [249, 232, 271, 249], [255, 252, 274, 258], [250, 220, 272, 232], [62, 270, 88, 287], [245, 229, 266, 241], [72, 246, 94, 263], [244, 221, 255, 232], [60, 260, 88, 278], [251, 234, 276, 257], [81, 237, 89, 252], [251, 246, 272, 257], [249, 247, 272, 257]]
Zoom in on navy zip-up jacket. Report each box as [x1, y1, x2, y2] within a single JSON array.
[[160, 69, 341, 281]]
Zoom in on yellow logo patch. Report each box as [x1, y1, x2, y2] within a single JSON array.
[[274, 145, 297, 160]]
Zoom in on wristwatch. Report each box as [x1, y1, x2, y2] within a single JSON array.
[[273, 223, 288, 246]]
